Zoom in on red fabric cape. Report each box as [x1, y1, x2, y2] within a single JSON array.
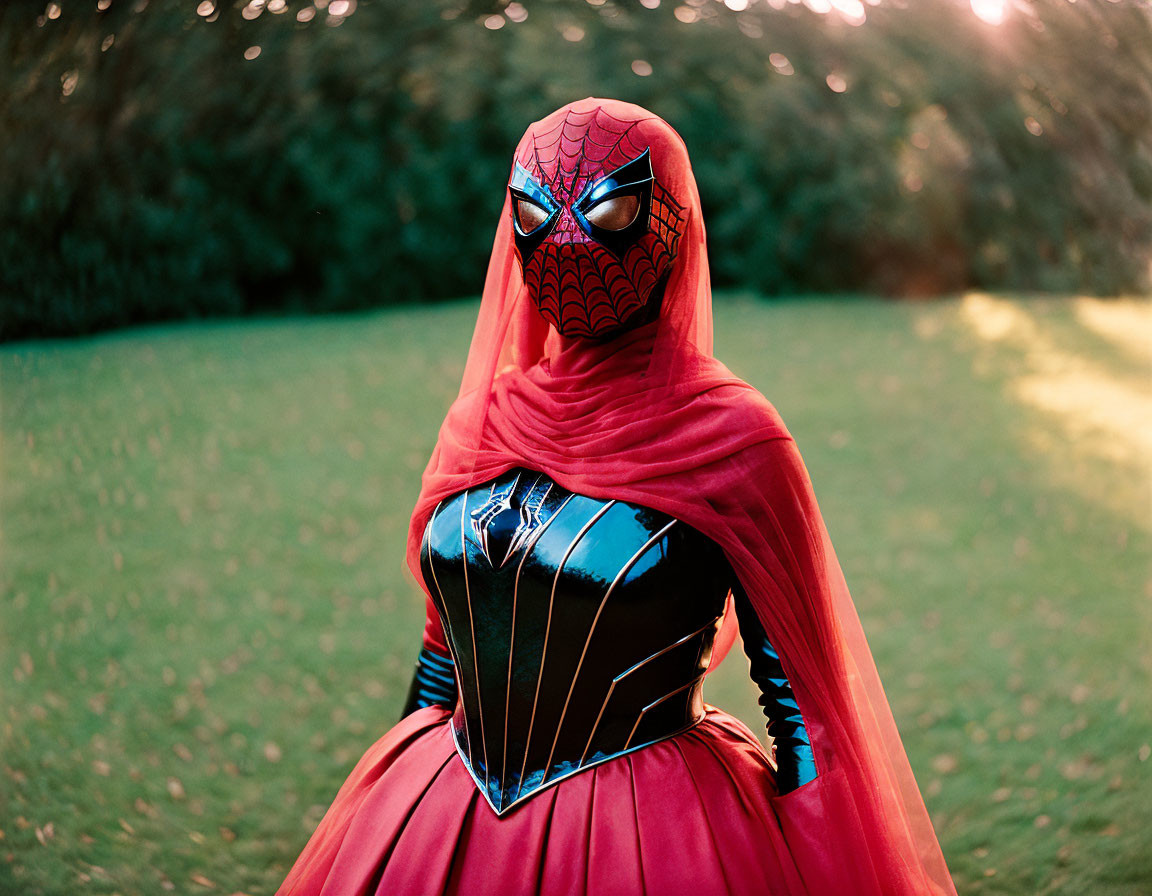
[[405, 98, 955, 895]]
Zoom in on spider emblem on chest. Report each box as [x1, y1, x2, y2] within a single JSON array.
[[469, 473, 552, 568]]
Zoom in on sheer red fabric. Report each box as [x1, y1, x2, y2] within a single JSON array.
[[406, 98, 955, 895], [281, 705, 845, 896]]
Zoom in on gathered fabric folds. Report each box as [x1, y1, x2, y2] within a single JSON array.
[[276, 706, 850, 896]]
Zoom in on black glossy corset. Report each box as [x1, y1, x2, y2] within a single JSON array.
[[420, 469, 732, 815]]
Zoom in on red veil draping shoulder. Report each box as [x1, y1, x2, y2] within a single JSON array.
[[405, 98, 955, 895]]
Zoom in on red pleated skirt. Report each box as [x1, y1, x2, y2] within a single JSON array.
[[276, 705, 829, 896]]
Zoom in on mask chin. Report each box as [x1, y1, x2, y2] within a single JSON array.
[[551, 267, 671, 343]]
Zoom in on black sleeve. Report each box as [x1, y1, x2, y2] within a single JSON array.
[[399, 646, 458, 721], [731, 581, 818, 794]]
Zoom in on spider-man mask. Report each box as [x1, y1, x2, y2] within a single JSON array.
[[508, 106, 684, 339]]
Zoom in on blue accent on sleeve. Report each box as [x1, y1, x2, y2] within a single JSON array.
[[731, 585, 818, 794], [400, 646, 458, 719]]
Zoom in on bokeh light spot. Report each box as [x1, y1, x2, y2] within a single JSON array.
[[971, 0, 1006, 25], [1024, 116, 1044, 136], [631, 59, 653, 76], [244, 45, 262, 60], [674, 6, 698, 23], [562, 24, 585, 40], [769, 52, 794, 75], [832, 0, 866, 24], [196, 1, 214, 15], [483, 14, 505, 29], [505, 2, 528, 22], [297, 7, 315, 21], [826, 72, 848, 93], [639, 0, 660, 8]]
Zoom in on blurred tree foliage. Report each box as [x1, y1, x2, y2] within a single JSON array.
[[1, 0, 1149, 339]]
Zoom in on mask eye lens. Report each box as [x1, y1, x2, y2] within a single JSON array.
[[585, 194, 640, 231], [515, 199, 550, 233]]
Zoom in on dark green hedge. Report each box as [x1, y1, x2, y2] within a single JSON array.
[[1, 0, 1149, 340]]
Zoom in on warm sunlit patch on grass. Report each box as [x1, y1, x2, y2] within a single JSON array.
[[1013, 370, 1151, 468], [960, 292, 1152, 525], [1074, 296, 1152, 365], [960, 291, 1030, 342]]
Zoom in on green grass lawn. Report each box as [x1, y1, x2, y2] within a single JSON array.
[[2, 293, 1149, 895]]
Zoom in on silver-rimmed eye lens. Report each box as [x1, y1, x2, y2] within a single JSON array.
[[585, 194, 640, 231], [515, 198, 549, 233]]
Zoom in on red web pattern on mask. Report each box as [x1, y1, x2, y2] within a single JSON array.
[[514, 107, 684, 338]]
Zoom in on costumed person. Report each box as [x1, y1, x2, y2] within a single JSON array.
[[277, 98, 955, 896]]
